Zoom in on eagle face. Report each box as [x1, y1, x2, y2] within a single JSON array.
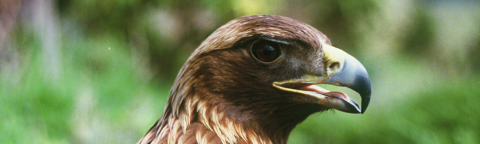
[[140, 15, 371, 144]]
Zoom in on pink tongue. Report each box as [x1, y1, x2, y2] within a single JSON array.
[[302, 85, 329, 93], [302, 85, 349, 99]]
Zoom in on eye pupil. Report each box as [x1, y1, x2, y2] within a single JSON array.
[[262, 45, 274, 55], [252, 40, 281, 62]]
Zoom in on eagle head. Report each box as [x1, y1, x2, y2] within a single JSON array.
[[140, 15, 371, 144]]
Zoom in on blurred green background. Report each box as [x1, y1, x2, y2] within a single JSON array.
[[1, 0, 480, 143]]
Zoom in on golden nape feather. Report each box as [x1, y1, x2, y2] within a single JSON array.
[[139, 15, 371, 144]]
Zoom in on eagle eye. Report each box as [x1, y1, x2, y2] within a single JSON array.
[[251, 40, 281, 62]]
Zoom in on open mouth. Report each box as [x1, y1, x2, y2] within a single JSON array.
[[273, 81, 361, 113]]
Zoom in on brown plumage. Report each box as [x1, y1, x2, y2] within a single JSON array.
[[139, 15, 371, 144]]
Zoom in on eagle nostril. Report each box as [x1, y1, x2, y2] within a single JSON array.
[[329, 62, 340, 70]]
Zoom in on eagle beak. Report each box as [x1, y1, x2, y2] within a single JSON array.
[[272, 44, 371, 114], [322, 44, 371, 114]]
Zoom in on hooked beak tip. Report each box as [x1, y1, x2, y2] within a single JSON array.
[[326, 53, 372, 114]]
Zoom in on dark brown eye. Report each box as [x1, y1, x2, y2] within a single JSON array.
[[251, 40, 281, 62]]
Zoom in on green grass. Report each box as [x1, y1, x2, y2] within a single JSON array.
[[0, 34, 170, 143], [289, 77, 480, 143]]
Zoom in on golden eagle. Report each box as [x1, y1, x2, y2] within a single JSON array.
[[139, 15, 371, 144]]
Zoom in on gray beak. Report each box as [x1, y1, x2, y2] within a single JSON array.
[[325, 54, 371, 114]]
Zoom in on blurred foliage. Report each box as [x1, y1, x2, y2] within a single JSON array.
[[290, 78, 480, 143], [403, 8, 434, 56], [1, 0, 480, 143]]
